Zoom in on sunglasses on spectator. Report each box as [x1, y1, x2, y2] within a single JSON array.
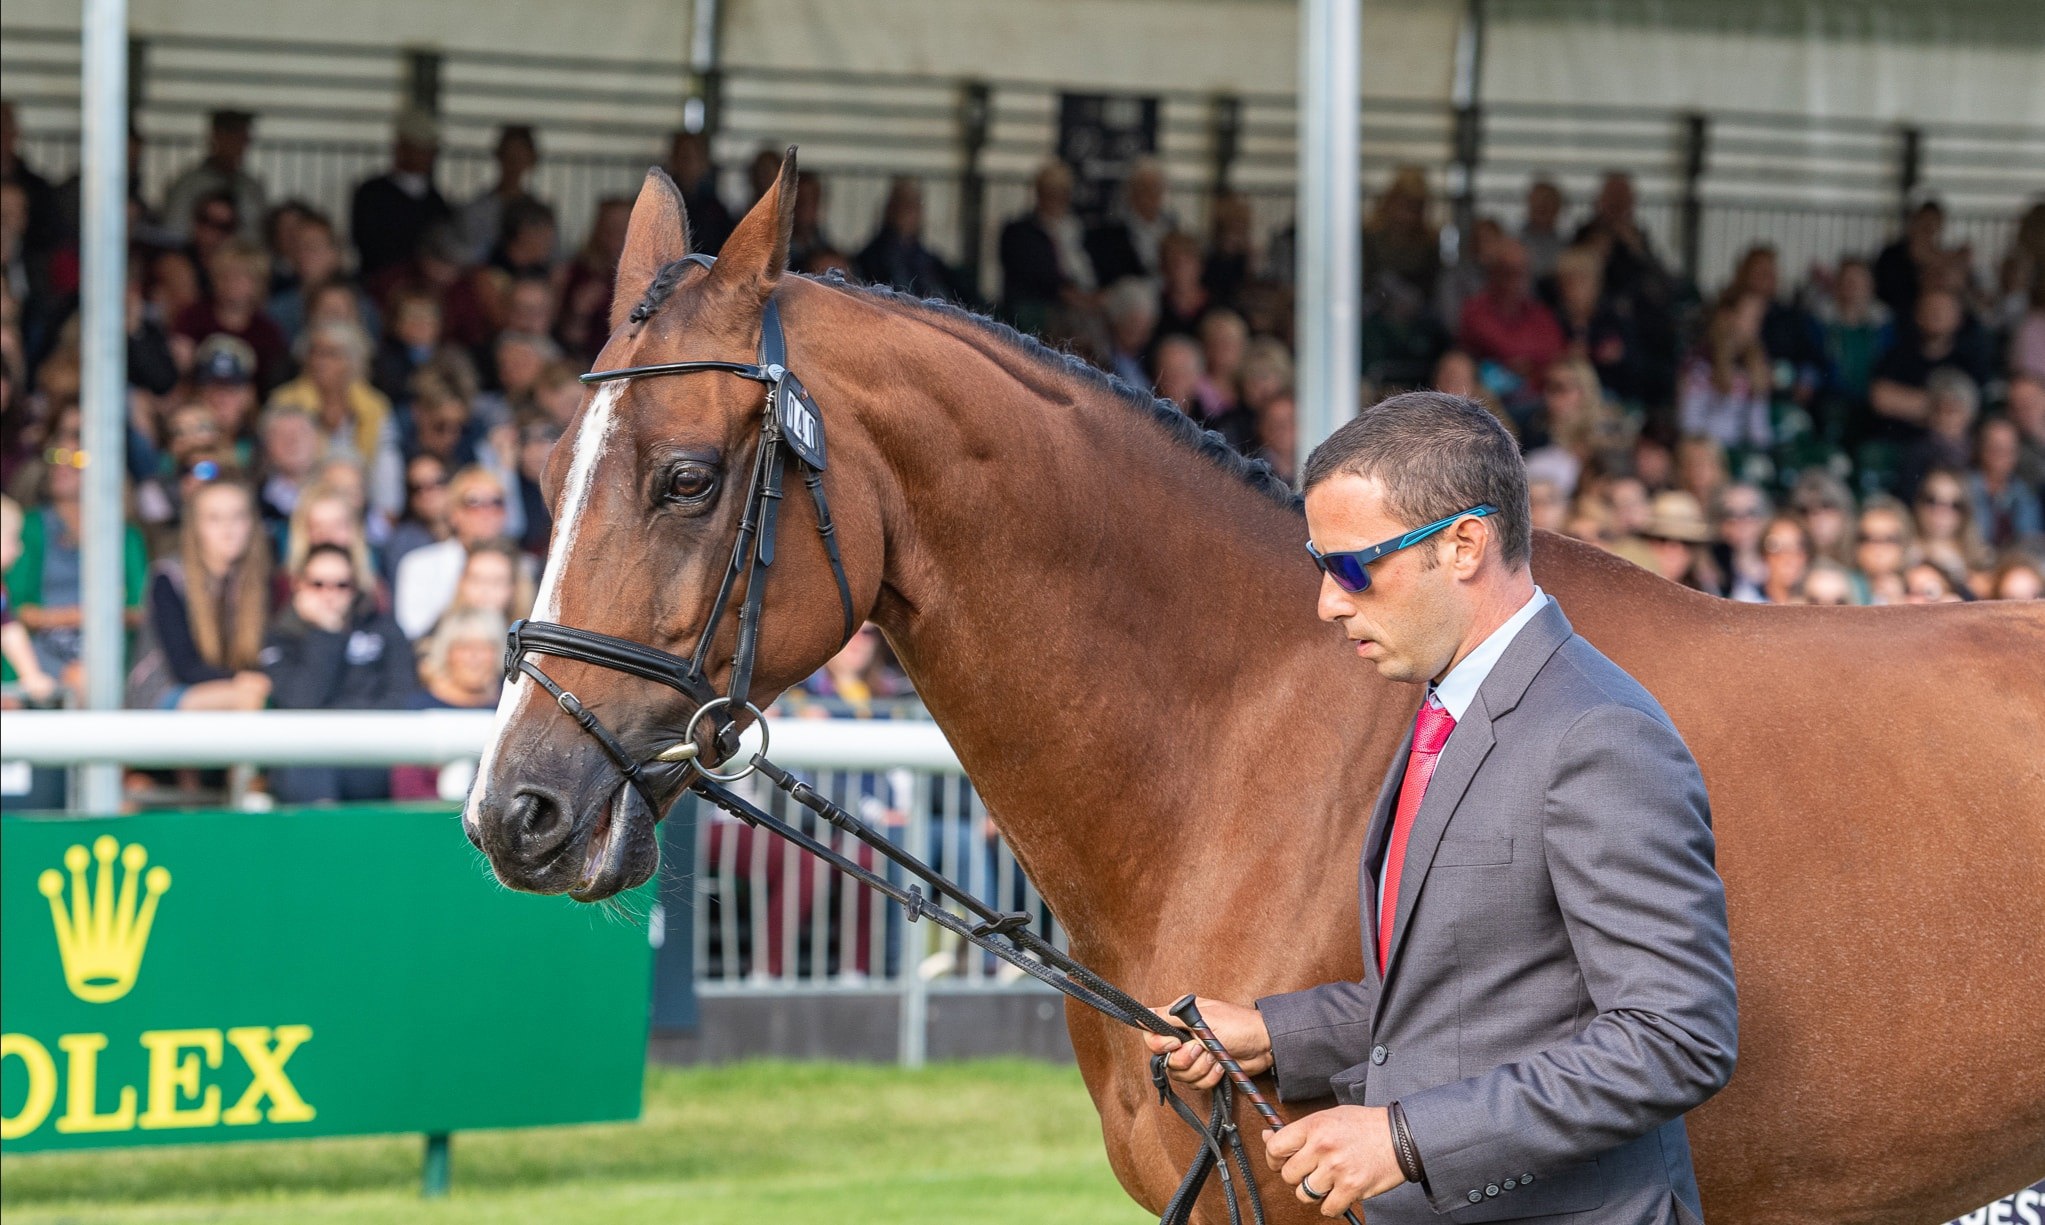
[[42, 447, 90, 469], [409, 477, 446, 494], [458, 495, 506, 510], [300, 576, 354, 592], [1307, 505, 1498, 594]]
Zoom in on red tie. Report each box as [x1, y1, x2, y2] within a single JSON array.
[[1378, 697, 1458, 974]]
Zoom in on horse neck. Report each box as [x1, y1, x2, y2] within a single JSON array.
[[806, 291, 1385, 943]]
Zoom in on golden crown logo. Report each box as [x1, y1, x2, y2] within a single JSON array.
[[37, 835, 171, 1004]]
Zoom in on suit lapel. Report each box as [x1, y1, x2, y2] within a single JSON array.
[[1375, 599, 1577, 993]]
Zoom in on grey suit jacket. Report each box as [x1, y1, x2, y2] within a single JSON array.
[[1258, 599, 1735, 1224]]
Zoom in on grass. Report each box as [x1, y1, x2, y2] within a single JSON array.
[[1, 1059, 1151, 1224]]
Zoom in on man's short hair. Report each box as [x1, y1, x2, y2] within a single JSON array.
[[1301, 390, 1533, 570]]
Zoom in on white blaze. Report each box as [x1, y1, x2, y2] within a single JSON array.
[[465, 382, 622, 825]]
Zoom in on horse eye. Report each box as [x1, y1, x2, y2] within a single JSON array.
[[665, 464, 718, 503]]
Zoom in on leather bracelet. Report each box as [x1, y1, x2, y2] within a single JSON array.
[[1389, 1101, 1427, 1185]]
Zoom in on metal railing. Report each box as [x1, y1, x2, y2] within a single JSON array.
[[0, 708, 1061, 1065]]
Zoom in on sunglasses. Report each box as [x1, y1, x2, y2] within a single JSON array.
[[1306, 505, 1498, 593], [301, 577, 354, 592], [458, 495, 506, 510]]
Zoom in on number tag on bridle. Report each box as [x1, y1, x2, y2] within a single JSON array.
[[776, 373, 826, 469]]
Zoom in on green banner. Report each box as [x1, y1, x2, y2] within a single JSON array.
[[1, 805, 651, 1152]]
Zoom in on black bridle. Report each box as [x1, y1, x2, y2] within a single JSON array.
[[503, 252, 855, 801], [497, 253, 1330, 1225]]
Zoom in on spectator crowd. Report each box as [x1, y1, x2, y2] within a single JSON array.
[[2, 99, 2040, 805]]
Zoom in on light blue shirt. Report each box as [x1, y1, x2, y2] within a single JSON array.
[[1378, 586, 1552, 934]]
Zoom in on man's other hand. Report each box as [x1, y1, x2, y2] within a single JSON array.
[[1142, 997, 1271, 1090]]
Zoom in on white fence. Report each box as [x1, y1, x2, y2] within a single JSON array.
[[0, 710, 1068, 1064]]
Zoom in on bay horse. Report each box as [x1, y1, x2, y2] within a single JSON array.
[[464, 159, 2045, 1224]]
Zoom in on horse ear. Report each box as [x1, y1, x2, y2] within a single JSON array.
[[713, 146, 797, 296], [611, 168, 693, 331]]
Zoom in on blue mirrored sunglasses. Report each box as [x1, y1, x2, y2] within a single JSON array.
[[1306, 504, 1499, 593]]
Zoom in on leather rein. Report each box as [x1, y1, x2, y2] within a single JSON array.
[[501, 253, 1275, 1225]]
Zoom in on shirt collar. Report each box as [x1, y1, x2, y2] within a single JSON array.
[[1427, 586, 1550, 722]]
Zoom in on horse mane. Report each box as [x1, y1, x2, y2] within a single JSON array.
[[629, 258, 1302, 512]]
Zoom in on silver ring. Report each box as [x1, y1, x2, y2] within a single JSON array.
[[1301, 1175, 1328, 1201], [683, 697, 769, 783]]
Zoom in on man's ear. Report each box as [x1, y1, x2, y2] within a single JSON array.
[[611, 168, 692, 332], [712, 147, 797, 299]]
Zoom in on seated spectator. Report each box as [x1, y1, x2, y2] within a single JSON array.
[[1240, 339, 1298, 483], [393, 465, 512, 639], [1675, 434, 1731, 511], [1154, 231, 1212, 340], [795, 623, 905, 718], [1602, 472, 1655, 538], [1869, 288, 1995, 439], [1101, 277, 1159, 388], [349, 109, 451, 280], [530, 360, 584, 429], [1712, 484, 1771, 602], [558, 196, 631, 364], [515, 418, 560, 554], [1, 493, 59, 703], [2008, 372, 2045, 490], [1573, 173, 1679, 405], [1153, 334, 1252, 450], [1087, 157, 1178, 286], [788, 173, 834, 276], [1198, 310, 1249, 415], [267, 319, 403, 524], [457, 124, 547, 265], [265, 213, 369, 343], [1898, 369, 1979, 498], [437, 536, 534, 633], [297, 277, 382, 348], [1757, 514, 1814, 605], [1730, 244, 1824, 405], [253, 402, 325, 537], [1912, 466, 1992, 579], [1988, 556, 2043, 600], [999, 161, 1095, 334], [479, 330, 559, 424], [1795, 561, 1858, 606], [1527, 476, 1568, 535], [371, 289, 449, 405], [1901, 559, 1967, 604], [1518, 178, 1565, 280], [404, 376, 484, 472], [1362, 166, 1441, 302], [1637, 490, 1723, 594], [1430, 347, 1507, 430], [1873, 200, 1945, 319], [261, 542, 415, 804], [284, 478, 382, 604], [190, 335, 262, 458], [1852, 496, 1916, 605], [1521, 358, 1621, 497], [663, 131, 734, 257], [5, 422, 146, 691], [162, 110, 265, 243], [1547, 244, 1642, 404], [1786, 469, 1857, 569], [2014, 278, 2045, 382], [1968, 416, 2043, 548], [1203, 191, 1256, 309], [1361, 275, 1451, 393], [414, 606, 507, 710], [1678, 293, 1772, 455], [386, 453, 450, 578], [499, 275, 559, 346], [1814, 256, 1890, 448], [126, 477, 272, 711], [173, 241, 290, 390], [1457, 238, 1564, 409], [857, 177, 968, 302]]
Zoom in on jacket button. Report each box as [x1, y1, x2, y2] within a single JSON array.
[[1467, 1190, 1484, 1203], [1522, 1172, 1535, 1183], [1486, 1184, 1500, 1197], [1503, 1179, 1516, 1190], [1370, 1044, 1388, 1065]]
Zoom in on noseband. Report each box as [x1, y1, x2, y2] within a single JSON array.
[[502, 252, 856, 799]]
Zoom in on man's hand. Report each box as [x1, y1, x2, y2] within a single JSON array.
[[1264, 1105, 1405, 1217], [1141, 997, 1269, 1091]]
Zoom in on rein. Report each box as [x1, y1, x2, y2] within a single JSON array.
[[501, 255, 1287, 1225]]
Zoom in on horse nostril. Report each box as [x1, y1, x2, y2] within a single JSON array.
[[509, 786, 577, 861]]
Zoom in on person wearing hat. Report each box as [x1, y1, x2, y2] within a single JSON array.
[[191, 334, 261, 461], [162, 109, 267, 243], [349, 108, 452, 279], [1639, 490, 1724, 594]]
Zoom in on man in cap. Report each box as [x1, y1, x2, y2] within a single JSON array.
[[162, 109, 267, 243], [350, 108, 452, 278]]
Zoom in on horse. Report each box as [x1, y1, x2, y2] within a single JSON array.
[[464, 158, 2045, 1224]]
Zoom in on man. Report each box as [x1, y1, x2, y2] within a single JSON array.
[[1517, 178, 1565, 281], [349, 109, 452, 279], [1086, 156, 1178, 286], [392, 466, 514, 639], [162, 109, 266, 242], [456, 124, 548, 264], [1869, 287, 1995, 439], [856, 177, 968, 303], [1148, 392, 1736, 1223], [663, 130, 734, 257], [999, 160, 1096, 334], [1456, 238, 1564, 404]]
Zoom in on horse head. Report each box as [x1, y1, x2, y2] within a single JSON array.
[[465, 152, 882, 901]]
